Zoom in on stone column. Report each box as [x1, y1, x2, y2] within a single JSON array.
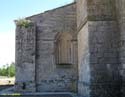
[[77, 0, 121, 97], [15, 23, 36, 92]]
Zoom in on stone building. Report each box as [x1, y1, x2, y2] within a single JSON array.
[[15, 0, 125, 97]]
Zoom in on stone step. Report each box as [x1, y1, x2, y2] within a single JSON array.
[[0, 91, 78, 97], [17, 94, 72, 97]]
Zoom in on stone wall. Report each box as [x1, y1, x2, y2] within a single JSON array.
[[77, 0, 87, 28], [87, 0, 116, 21], [89, 21, 120, 97], [26, 3, 78, 92], [78, 23, 90, 97], [77, 1, 91, 96], [15, 0, 125, 96], [115, 0, 125, 97], [77, 0, 121, 97], [15, 24, 36, 92]]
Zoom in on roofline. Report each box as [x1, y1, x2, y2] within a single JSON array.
[[26, 2, 76, 19]]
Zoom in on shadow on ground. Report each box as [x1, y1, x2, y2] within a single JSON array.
[[0, 85, 13, 91]]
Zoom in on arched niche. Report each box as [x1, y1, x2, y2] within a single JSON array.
[[55, 32, 77, 66]]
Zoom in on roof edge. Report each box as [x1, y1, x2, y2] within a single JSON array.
[[26, 2, 76, 19]]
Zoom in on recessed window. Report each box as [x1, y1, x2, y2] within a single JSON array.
[[55, 32, 77, 67]]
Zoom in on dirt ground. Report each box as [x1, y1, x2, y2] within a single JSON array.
[[0, 77, 15, 85]]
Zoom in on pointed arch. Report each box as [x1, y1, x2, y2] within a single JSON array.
[[54, 32, 77, 65]]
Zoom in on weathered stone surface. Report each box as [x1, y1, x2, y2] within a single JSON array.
[[87, 0, 116, 21], [77, 0, 121, 97], [15, 0, 125, 97], [77, 22, 91, 97], [116, 0, 125, 97], [15, 3, 77, 92], [15, 24, 36, 92], [77, 0, 87, 28]]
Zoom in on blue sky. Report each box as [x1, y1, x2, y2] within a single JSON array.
[[0, 0, 74, 67]]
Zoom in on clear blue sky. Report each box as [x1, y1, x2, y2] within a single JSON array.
[[0, 0, 74, 67]]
